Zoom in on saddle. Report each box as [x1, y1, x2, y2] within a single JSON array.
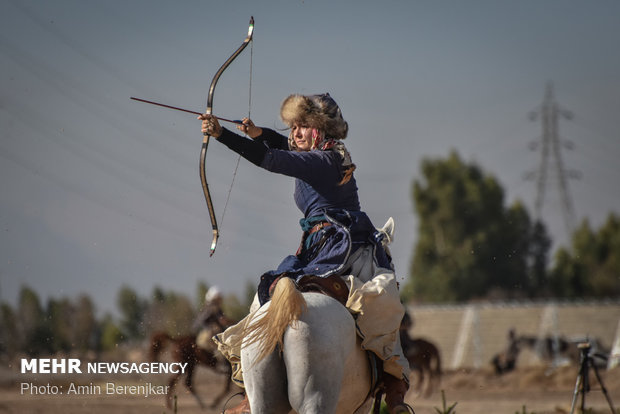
[[267, 273, 350, 306], [297, 274, 349, 306]]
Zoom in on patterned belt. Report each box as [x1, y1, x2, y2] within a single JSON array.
[[308, 221, 331, 234]]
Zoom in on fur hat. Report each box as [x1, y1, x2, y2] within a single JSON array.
[[280, 93, 348, 140]]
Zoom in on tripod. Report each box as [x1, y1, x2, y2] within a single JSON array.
[[569, 342, 616, 414]]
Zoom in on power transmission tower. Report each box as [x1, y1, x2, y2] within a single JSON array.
[[525, 82, 580, 235]]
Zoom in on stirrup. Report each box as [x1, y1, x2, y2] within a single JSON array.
[[221, 392, 249, 414]]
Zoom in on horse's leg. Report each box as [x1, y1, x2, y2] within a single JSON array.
[[426, 349, 440, 397], [194, 347, 227, 408], [209, 364, 233, 409], [183, 364, 206, 409], [283, 324, 341, 413], [284, 294, 360, 414], [166, 373, 180, 409], [431, 350, 442, 396], [410, 364, 423, 399], [242, 341, 291, 414], [421, 361, 431, 397]]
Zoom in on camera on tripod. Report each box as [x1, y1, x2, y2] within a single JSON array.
[[578, 341, 606, 361], [570, 341, 616, 414]]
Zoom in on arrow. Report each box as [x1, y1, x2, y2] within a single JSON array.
[[130, 96, 242, 125]]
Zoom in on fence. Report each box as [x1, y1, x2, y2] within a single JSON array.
[[405, 300, 620, 370]]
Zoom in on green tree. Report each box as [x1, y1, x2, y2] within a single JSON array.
[[99, 314, 123, 352], [18, 286, 44, 336], [46, 298, 74, 353], [222, 281, 258, 322], [144, 286, 194, 336], [117, 285, 147, 341], [196, 281, 209, 309], [549, 213, 620, 298], [404, 151, 550, 302], [73, 295, 97, 352], [0, 303, 19, 356], [17, 286, 54, 355]]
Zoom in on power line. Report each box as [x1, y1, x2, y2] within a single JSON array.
[[525, 82, 579, 235]]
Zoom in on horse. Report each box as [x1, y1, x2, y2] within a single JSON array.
[[238, 218, 401, 414], [241, 279, 375, 413], [491, 329, 521, 375], [517, 334, 609, 368], [402, 338, 441, 397], [399, 312, 441, 397], [149, 332, 233, 409], [490, 330, 607, 374]]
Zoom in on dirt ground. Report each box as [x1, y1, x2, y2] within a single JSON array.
[[1, 364, 619, 414]]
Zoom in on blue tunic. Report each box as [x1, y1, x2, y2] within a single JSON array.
[[217, 128, 393, 304]]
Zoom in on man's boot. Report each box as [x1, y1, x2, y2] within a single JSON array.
[[384, 374, 411, 414], [224, 393, 250, 414]]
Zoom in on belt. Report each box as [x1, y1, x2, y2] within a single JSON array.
[[296, 221, 332, 257], [308, 221, 331, 235]]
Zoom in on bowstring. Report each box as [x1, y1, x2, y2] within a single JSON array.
[[219, 35, 253, 232]]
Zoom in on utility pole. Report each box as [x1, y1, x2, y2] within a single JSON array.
[[525, 82, 580, 235]]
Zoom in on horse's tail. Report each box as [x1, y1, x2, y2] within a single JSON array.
[[150, 332, 172, 362], [242, 277, 307, 364]]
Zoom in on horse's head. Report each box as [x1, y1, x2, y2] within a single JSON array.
[[377, 217, 395, 246]]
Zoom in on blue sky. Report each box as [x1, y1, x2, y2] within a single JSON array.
[[1, 0, 619, 315]]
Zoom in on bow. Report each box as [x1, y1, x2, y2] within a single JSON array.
[[201, 17, 254, 256]]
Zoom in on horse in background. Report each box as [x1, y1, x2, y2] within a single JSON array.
[[400, 312, 442, 397], [491, 329, 609, 374], [491, 330, 567, 374], [518, 334, 609, 367], [149, 332, 232, 409], [491, 329, 521, 374]]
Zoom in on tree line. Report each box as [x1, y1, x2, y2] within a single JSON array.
[[403, 150, 620, 302], [0, 282, 255, 359]]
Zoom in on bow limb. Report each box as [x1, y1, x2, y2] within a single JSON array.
[[201, 17, 254, 257]]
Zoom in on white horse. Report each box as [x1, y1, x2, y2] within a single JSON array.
[[239, 219, 397, 414]]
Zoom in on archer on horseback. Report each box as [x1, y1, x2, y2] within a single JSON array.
[[199, 93, 412, 414], [193, 286, 233, 353]]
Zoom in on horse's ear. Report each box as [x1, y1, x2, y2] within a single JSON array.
[[379, 217, 395, 245]]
